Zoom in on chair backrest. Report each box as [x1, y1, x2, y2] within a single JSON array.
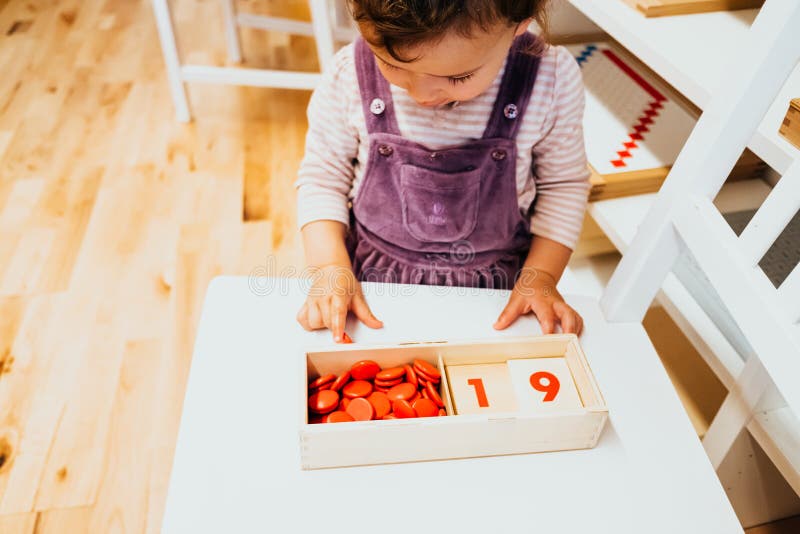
[[600, 0, 800, 418]]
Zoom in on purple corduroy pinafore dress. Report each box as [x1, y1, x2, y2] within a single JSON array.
[[346, 33, 542, 289]]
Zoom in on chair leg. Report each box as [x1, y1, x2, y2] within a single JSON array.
[[702, 356, 770, 469], [309, 0, 336, 71], [151, 0, 191, 122], [221, 0, 243, 64]]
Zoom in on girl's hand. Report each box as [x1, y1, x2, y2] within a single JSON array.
[[493, 267, 583, 335], [296, 263, 383, 342]]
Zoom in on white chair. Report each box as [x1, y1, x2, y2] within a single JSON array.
[[600, 0, 800, 488], [151, 0, 357, 122]]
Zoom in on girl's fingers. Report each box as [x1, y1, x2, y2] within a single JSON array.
[[330, 297, 348, 342], [554, 301, 583, 335], [307, 301, 325, 330], [296, 302, 313, 331], [351, 292, 383, 329], [318, 298, 333, 331], [557, 307, 577, 334], [494, 291, 526, 330], [530, 300, 557, 334]]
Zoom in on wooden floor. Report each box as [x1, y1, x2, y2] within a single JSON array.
[[0, 0, 797, 532], [0, 0, 312, 531]]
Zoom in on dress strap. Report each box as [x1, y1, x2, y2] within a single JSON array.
[[354, 37, 402, 136], [482, 32, 542, 140]]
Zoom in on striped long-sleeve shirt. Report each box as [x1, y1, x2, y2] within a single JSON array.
[[295, 40, 590, 250]]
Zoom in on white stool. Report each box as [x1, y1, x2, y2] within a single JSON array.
[[151, 0, 357, 122]]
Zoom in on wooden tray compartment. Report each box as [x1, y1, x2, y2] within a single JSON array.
[[300, 335, 608, 470]]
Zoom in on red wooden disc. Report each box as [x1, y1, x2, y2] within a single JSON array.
[[415, 367, 440, 385], [346, 397, 375, 421], [308, 383, 331, 397], [326, 411, 355, 423], [393, 399, 417, 419], [404, 364, 418, 388], [367, 391, 392, 419], [413, 359, 441, 379], [350, 360, 380, 380], [343, 379, 374, 399], [308, 374, 336, 390], [412, 398, 438, 418], [426, 381, 444, 408], [386, 382, 416, 402], [308, 389, 340, 414], [374, 377, 403, 388], [329, 371, 351, 392], [376, 367, 405, 381]]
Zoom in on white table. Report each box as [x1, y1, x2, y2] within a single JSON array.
[[162, 276, 742, 533]]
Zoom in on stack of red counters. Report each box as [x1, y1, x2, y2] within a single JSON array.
[[308, 358, 447, 423]]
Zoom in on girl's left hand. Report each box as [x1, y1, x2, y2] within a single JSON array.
[[493, 267, 583, 335]]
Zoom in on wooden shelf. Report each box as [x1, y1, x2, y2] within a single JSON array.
[[588, 179, 800, 494], [567, 0, 799, 174], [751, 406, 800, 494]]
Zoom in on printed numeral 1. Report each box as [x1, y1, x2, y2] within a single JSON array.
[[467, 378, 489, 407]]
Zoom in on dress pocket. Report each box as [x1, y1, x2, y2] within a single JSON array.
[[399, 164, 481, 244]]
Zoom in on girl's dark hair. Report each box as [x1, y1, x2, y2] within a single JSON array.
[[347, 0, 550, 62]]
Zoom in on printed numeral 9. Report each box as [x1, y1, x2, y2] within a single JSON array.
[[529, 371, 559, 402]]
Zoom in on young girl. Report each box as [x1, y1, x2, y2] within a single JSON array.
[[295, 0, 589, 342]]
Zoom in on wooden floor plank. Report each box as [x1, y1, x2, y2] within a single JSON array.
[[0, 511, 39, 534], [0, 294, 74, 514], [33, 506, 92, 534], [31, 322, 124, 511], [85, 339, 163, 534]]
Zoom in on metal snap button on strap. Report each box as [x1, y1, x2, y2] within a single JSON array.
[[491, 149, 507, 161], [378, 144, 393, 157], [370, 98, 386, 115], [503, 103, 518, 119]]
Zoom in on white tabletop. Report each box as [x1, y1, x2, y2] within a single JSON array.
[[162, 276, 741, 533]]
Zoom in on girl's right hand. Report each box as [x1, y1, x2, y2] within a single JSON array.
[[296, 264, 383, 342]]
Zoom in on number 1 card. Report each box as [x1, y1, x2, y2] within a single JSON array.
[[446, 363, 518, 415]]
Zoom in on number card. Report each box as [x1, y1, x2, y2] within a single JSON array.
[[506, 358, 583, 413], [446, 363, 517, 415]]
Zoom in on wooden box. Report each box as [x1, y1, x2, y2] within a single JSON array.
[[300, 335, 608, 470], [779, 98, 800, 150]]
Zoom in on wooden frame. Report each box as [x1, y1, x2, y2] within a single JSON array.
[[299, 335, 608, 470], [625, 0, 764, 17], [600, 0, 800, 478], [151, 0, 357, 122]]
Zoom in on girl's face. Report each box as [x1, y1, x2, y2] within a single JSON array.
[[366, 21, 531, 107]]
